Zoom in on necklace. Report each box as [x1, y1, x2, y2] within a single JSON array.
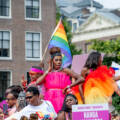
[[52, 67, 63, 72]]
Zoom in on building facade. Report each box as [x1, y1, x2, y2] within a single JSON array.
[[72, 10, 120, 53], [0, 0, 56, 99], [56, 0, 103, 33]]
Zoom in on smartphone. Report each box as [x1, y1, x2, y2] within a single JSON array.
[[27, 72, 31, 85], [3, 104, 8, 115]]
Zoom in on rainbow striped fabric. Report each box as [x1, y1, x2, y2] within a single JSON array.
[[48, 19, 72, 68]]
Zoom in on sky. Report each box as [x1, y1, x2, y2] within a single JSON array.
[[95, 0, 120, 9]]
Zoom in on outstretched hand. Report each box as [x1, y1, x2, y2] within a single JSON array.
[[21, 75, 27, 87], [63, 86, 71, 94]]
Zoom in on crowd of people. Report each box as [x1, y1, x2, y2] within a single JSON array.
[[0, 47, 120, 120]]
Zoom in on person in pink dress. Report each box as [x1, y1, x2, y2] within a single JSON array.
[[36, 47, 84, 113]]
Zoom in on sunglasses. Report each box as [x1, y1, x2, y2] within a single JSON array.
[[25, 96, 33, 100]]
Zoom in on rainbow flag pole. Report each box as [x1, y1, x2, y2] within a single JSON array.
[[42, 18, 72, 68]]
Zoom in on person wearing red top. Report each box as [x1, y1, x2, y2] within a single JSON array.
[[21, 66, 45, 99]]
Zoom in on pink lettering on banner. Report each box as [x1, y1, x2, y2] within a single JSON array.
[[78, 106, 91, 110], [84, 111, 98, 118], [72, 110, 109, 120], [93, 106, 103, 109]]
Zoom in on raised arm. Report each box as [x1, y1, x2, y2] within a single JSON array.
[[21, 75, 27, 90], [63, 68, 80, 79], [67, 77, 84, 89], [36, 70, 49, 84], [63, 68, 84, 92], [63, 68, 85, 103], [113, 75, 120, 81], [112, 75, 120, 96], [36, 59, 52, 85], [63, 68, 84, 87], [81, 67, 90, 78], [63, 67, 89, 79]]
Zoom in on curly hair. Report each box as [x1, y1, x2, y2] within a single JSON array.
[[49, 47, 61, 55], [49, 47, 62, 59]]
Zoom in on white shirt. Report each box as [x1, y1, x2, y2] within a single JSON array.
[[5, 112, 18, 120], [6, 100, 57, 120]]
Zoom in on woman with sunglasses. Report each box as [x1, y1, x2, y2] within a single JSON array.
[[8, 87, 57, 120], [35, 47, 84, 113], [5, 86, 23, 118]]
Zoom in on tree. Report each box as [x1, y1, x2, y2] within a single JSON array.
[[70, 44, 82, 55], [90, 38, 120, 65], [56, 7, 82, 56], [90, 38, 120, 114]]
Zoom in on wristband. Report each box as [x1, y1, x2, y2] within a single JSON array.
[[45, 70, 49, 74], [67, 85, 70, 89]]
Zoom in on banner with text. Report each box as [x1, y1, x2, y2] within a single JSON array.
[[72, 103, 109, 120]]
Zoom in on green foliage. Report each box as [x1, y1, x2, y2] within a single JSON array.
[[56, 6, 82, 56], [102, 56, 120, 67], [70, 44, 82, 55], [91, 37, 120, 61], [56, 7, 61, 23], [90, 37, 120, 113], [112, 93, 120, 114]]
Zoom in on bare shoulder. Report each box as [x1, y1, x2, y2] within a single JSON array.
[[57, 111, 65, 120]]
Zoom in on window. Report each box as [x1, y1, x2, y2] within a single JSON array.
[[68, 20, 72, 27], [25, 32, 41, 60], [0, 0, 11, 18], [73, 23, 77, 32], [85, 42, 91, 53], [0, 71, 11, 99], [0, 31, 10, 58], [79, 20, 83, 26], [25, 0, 41, 20]]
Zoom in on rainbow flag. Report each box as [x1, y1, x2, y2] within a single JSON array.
[[48, 19, 72, 68]]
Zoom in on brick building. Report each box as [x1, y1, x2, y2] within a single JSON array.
[[0, 0, 56, 99]]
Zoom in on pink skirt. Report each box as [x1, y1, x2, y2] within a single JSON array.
[[44, 89, 65, 113]]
